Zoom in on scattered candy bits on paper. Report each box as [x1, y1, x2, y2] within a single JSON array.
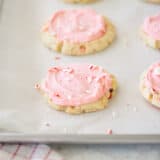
[[54, 56, 61, 61], [106, 129, 113, 135]]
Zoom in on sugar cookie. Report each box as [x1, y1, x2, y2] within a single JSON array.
[[140, 61, 160, 108], [140, 13, 160, 49]]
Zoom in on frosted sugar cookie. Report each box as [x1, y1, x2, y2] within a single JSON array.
[[140, 13, 160, 49], [41, 9, 115, 56], [140, 61, 160, 108], [36, 64, 117, 114]]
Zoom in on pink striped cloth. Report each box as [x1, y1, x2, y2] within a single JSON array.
[[0, 144, 63, 160]]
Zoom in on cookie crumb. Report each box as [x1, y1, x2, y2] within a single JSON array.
[[49, 67, 60, 72], [87, 77, 92, 83], [63, 68, 74, 73], [133, 107, 137, 112], [35, 84, 40, 89], [45, 122, 51, 127], [55, 93, 60, 97], [89, 64, 98, 70], [106, 129, 113, 135], [123, 36, 129, 47], [112, 111, 116, 119], [54, 56, 61, 60]]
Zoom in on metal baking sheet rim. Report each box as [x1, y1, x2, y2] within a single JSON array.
[[0, 134, 160, 143]]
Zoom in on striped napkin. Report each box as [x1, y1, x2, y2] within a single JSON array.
[[0, 144, 63, 160]]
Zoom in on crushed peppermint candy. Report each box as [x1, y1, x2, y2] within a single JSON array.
[[54, 93, 60, 97], [87, 77, 92, 83], [49, 67, 60, 72], [106, 129, 113, 135], [54, 56, 61, 60], [100, 74, 107, 79], [35, 84, 40, 89], [63, 68, 74, 73], [95, 74, 107, 82], [89, 64, 98, 70]]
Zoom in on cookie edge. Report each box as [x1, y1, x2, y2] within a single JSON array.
[[140, 71, 160, 108], [140, 30, 160, 49]]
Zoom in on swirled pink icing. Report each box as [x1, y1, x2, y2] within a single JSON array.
[[143, 13, 160, 40], [41, 64, 113, 106], [145, 61, 160, 93], [45, 9, 106, 43]]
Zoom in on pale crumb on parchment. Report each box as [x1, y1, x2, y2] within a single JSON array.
[[125, 103, 130, 111], [45, 122, 51, 127], [112, 111, 117, 119], [54, 56, 61, 61], [133, 107, 138, 112], [123, 36, 129, 47]]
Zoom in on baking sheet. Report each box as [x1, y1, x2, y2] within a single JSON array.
[[1, 134, 160, 143], [0, 0, 160, 139]]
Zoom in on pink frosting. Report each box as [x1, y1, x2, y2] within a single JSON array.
[[145, 61, 160, 93], [41, 64, 113, 106], [47, 9, 106, 43], [143, 13, 160, 40]]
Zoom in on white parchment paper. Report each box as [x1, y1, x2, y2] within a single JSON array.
[[0, 0, 160, 134]]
